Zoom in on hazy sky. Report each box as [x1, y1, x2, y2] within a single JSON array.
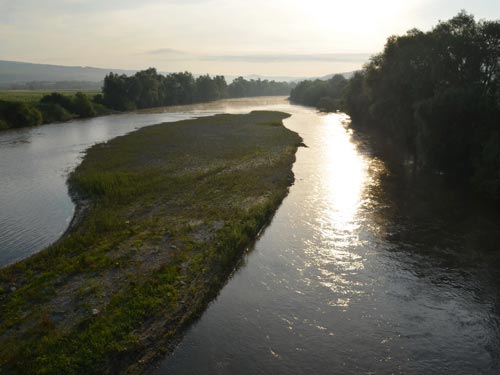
[[1, 0, 500, 77]]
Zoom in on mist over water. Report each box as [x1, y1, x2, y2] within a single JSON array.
[[0, 97, 499, 374]]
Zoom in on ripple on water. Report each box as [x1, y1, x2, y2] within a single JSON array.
[[1, 99, 499, 374], [153, 106, 500, 375]]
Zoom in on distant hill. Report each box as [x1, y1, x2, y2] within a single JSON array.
[[225, 71, 358, 83], [319, 71, 358, 80], [0, 60, 359, 90], [4, 81, 104, 91], [286, 71, 359, 83], [0, 60, 137, 86], [240, 74, 307, 82]]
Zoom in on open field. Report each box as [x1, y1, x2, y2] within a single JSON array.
[[0, 90, 101, 104], [0, 111, 301, 374]]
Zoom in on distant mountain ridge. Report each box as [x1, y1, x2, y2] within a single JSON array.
[[318, 71, 357, 80], [0, 60, 137, 86], [0, 60, 357, 89]]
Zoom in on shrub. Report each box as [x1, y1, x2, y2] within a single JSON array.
[[92, 94, 105, 105], [1, 101, 43, 128], [37, 102, 74, 123], [40, 92, 73, 111], [72, 92, 96, 118]]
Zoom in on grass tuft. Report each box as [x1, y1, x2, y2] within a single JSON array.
[[0, 111, 301, 374]]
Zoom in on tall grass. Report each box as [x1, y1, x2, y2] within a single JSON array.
[[0, 111, 301, 374]]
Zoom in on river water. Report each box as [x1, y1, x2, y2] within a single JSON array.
[[1, 97, 499, 374]]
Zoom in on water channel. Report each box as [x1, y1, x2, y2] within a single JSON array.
[[0, 97, 498, 374]]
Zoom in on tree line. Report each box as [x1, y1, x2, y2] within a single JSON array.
[[0, 71, 294, 130], [101, 69, 294, 110], [290, 11, 500, 199]]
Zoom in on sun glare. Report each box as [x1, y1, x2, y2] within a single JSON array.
[[321, 113, 367, 231]]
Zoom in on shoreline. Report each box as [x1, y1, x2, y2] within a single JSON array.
[[0, 95, 291, 133], [0, 111, 302, 374]]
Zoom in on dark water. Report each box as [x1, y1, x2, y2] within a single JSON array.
[[0, 97, 499, 373], [153, 105, 500, 374]]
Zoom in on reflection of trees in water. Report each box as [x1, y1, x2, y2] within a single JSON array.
[[349, 122, 500, 294]]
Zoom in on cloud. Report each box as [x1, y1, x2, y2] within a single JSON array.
[[146, 48, 189, 56]]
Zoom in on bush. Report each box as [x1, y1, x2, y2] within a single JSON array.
[[92, 94, 105, 105], [40, 92, 73, 111], [0, 101, 43, 128], [72, 92, 96, 118], [92, 102, 113, 116], [37, 102, 74, 123]]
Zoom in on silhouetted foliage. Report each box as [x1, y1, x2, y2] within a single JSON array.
[[196, 74, 227, 102], [227, 77, 293, 98], [40, 92, 73, 110], [36, 103, 73, 123], [0, 69, 292, 131], [72, 92, 96, 118], [290, 74, 347, 110], [92, 94, 104, 105], [102, 69, 293, 111], [0, 101, 43, 128], [40, 91, 96, 119], [291, 11, 500, 199], [102, 72, 137, 111], [0, 70, 291, 130]]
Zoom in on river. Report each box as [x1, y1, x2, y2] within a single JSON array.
[[1, 97, 499, 374]]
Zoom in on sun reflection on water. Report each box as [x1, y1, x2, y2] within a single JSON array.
[[321, 113, 367, 230], [303, 113, 372, 308]]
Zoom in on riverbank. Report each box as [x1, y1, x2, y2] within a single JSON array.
[[0, 111, 302, 374], [0, 90, 111, 130], [0, 67, 295, 132]]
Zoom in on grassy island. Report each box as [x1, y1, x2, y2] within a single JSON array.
[[0, 111, 301, 374]]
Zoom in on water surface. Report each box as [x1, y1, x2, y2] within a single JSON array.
[[0, 97, 498, 374], [0, 98, 279, 264], [153, 103, 500, 374]]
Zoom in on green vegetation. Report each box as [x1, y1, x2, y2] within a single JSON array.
[[0, 90, 100, 104], [3, 81, 102, 91], [102, 68, 294, 111], [290, 11, 500, 199], [0, 111, 301, 374], [0, 101, 43, 128], [227, 76, 294, 98], [0, 71, 293, 131], [0, 90, 108, 129], [290, 74, 348, 111]]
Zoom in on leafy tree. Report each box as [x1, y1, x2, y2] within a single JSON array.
[[290, 75, 346, 108], [228, 77, 293, 98], [103, 73, 136, 111], [291, 11, 500, 199], [72, 92, 96, 118]]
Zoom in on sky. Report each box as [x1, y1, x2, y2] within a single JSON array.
[[1, 0, 500, 77]]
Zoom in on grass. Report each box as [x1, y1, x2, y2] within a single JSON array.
[[0, 111, 301, 374], [0, 90, 101, 104]]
